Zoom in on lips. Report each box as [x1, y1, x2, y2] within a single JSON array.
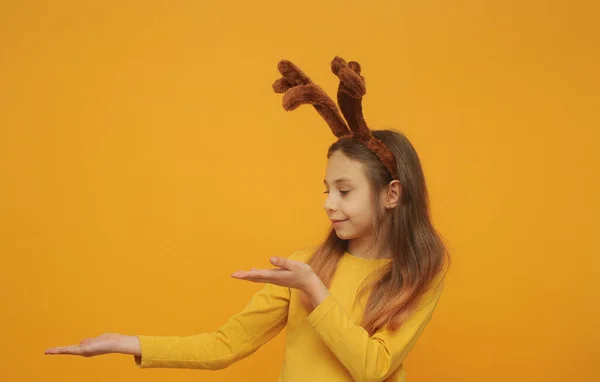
[[331, 219, 348, 224]]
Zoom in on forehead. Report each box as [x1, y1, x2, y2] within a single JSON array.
[[324, 151, 367, 184]]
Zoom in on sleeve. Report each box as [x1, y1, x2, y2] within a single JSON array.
[[133, 263, 294, 370], [306, 275, 445, 382]]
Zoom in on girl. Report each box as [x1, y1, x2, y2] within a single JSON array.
[[45, 57, 449, 382]]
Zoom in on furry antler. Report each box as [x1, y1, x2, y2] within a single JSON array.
[[331, 57, 398, 179], [273, 60, 350, 138], [273, 57, 399, 180], [331, 57, 368, 140]]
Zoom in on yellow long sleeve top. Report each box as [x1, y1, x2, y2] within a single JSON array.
[[135, 248, 445, 381]]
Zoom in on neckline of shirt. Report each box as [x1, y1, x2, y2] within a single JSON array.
[[341, 252, 392, 269]]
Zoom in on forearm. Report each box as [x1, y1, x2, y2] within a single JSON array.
[[306, 299, 396, 381], [133, 332, 257, 370], [133, 283, 290, 369], [305, 278, 445, 381]]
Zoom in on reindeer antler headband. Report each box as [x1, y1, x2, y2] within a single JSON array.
[[272, 56, 399, 180]]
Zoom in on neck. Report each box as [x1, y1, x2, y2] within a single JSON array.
[[347, 234, 390, 260]]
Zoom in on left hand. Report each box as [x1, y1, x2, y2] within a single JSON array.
[[231, 257, 329, 305]]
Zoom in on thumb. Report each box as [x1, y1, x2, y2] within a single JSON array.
[[270, 256, 291, 270]]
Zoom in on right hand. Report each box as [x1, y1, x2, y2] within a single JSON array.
[[44, 333, 141, 357]]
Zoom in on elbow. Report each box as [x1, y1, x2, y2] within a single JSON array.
[[354, 375, 387, 382], [357, 370, 392, 382], [357, 367, 399, 382], [355, 345, 399, 382]]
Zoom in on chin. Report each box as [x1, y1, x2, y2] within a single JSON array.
[[333, 229, 356, 240]]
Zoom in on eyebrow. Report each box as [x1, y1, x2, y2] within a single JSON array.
[[323, 177, 354, 185]]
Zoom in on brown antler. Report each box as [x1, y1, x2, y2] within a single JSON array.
[[331, 57, 398, 179], [272, 57, 399, 180], [331, 57, 369, 140], [273, 60, 350, 138]]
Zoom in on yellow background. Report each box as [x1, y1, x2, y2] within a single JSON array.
[[1, 1, 598, 381]]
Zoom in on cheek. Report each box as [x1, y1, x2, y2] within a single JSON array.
[[341, 201, 361, 217], [344, 201, 374, 225]]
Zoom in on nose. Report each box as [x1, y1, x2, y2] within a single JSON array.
[[323, 192, 337, 214]]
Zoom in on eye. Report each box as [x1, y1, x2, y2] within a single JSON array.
[[323, 190, 350, 196]]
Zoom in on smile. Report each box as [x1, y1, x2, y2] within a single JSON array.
[[331, 219, 348, 225]]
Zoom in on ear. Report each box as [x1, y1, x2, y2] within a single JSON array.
[[384, 180, 402, 209]]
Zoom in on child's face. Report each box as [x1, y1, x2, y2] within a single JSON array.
[[323, 151, 378, 241]]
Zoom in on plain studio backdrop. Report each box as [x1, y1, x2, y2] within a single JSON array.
[[1, 1, 598, 381]]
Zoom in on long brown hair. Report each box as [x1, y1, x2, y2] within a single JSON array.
[[302, 129, 449, 335]]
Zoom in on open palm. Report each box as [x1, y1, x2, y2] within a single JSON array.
[[45, 333, 120, 357]]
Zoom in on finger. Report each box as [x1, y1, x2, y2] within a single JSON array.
[[45, 346, 63, 354], [231, 269, 268, 279], [45, 345, 83, 355], [235, 276, 289, 287], [232, 268, 286, 281], [270, 257, 296, 270], [231, 270, 254, 278], [234, 277, 263, 284], [56, 345, 82, 355]]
